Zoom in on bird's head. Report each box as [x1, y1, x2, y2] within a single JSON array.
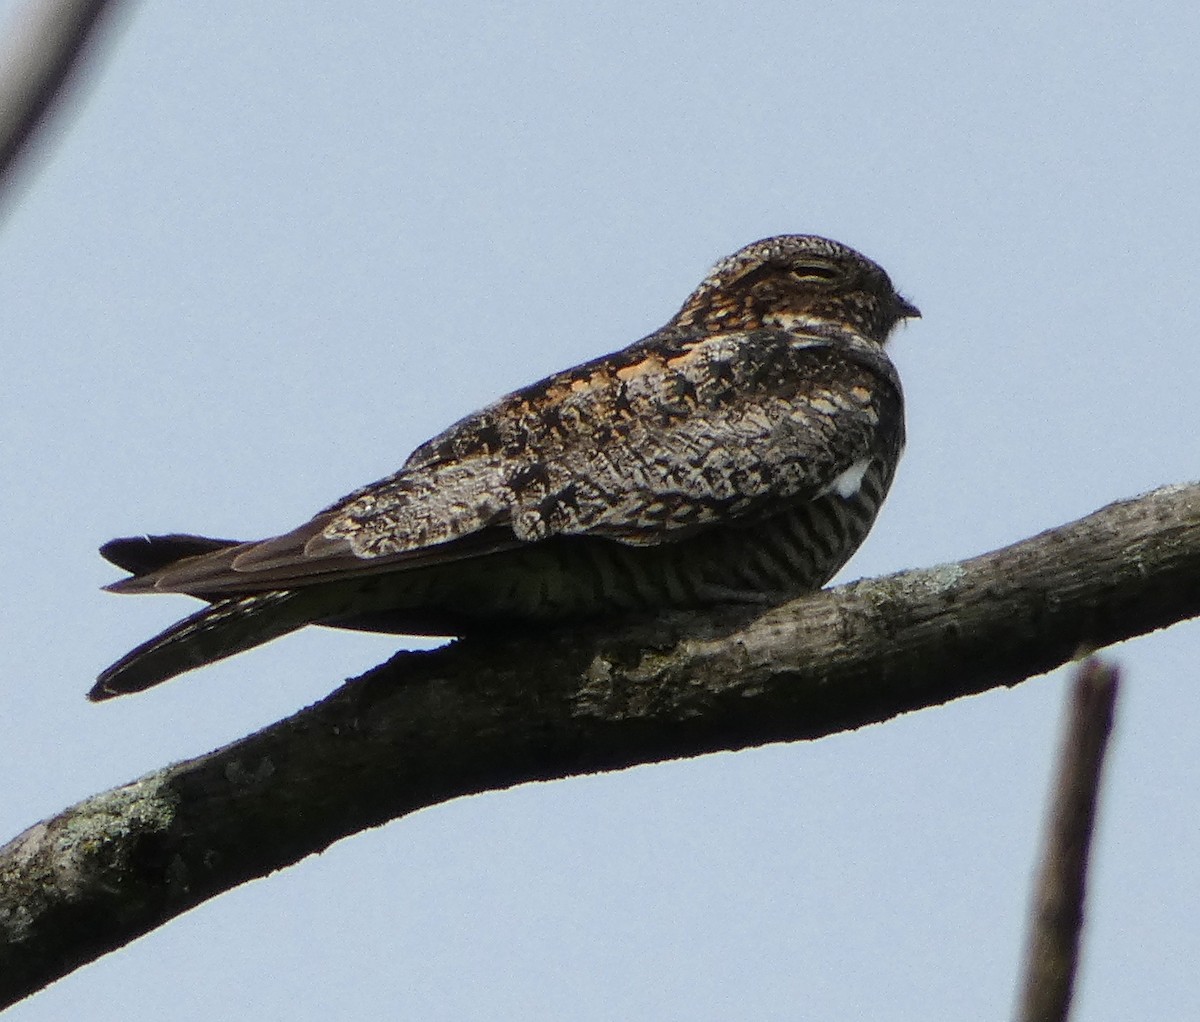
[[670, 234, 920, 344]]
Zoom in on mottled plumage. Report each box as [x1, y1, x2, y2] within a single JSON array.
[[94, 235, 917, 700]]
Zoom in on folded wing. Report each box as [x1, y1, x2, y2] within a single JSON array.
[[105, 326, 901, 599]]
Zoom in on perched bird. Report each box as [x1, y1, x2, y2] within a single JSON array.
[[94, 235, 918, 701]]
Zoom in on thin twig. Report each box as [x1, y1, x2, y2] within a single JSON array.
[[0, 0, 129, 208], [1016, 658, 1120, 1022]]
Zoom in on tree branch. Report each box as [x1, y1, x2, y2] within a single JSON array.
[[1016, 657, 1120, 1022], [2, 480, 1199, 1008]]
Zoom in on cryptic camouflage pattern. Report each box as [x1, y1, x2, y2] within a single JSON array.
[[93, 234, 917, 699]]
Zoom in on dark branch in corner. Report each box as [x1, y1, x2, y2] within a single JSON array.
[[1016, 658, 1120, 1022], [2, 480, 1199, 1007], [0, 0, 128, 206]]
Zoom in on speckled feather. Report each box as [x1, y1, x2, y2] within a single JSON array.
[[94, 234, 917, 699]]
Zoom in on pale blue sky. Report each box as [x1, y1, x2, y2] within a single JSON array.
[[2, 3, 1198, 1018]]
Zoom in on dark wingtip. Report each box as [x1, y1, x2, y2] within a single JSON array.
[[100, 534, 242, 575], [87, 678, 120, 702], [103, 575, 153, 595], [90, 590, 309, 703], [90, 643, 177, 702], [100, 536, 159, 572], [89, 652, 156, 701]]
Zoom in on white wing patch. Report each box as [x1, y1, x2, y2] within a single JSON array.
[[821, 456, 873, 499]]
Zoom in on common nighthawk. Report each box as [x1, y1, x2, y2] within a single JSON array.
[[94, 235, 918, 700]]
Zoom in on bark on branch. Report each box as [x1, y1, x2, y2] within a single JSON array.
[[2, 481, 1199, 1008]]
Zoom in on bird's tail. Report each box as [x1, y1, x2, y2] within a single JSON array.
[[90, 590, 315, 701]]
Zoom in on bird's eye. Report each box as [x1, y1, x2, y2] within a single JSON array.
[[789, 263, 841, 282]]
